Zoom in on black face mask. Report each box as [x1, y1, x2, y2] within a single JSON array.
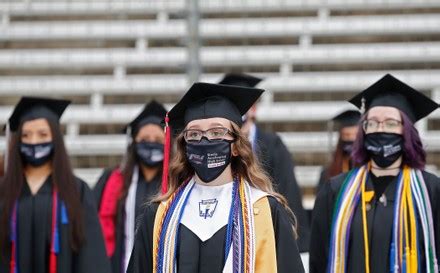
[[341, 140, 354, 155], [135, 142, 164, 167], [364, 132, 403, 168], [186, 138, 232, 183], [20, 142, 54, 167]]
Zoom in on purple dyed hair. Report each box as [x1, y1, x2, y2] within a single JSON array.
[[351, 110, 426, 169]]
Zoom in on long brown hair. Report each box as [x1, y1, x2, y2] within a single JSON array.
[[0, 119, 85, 255], [326, 137, 351, 180], [153, 122, 297, 235]]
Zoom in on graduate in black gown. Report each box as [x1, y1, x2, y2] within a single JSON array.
[[127, 83, 304, 273], [219, 73, 310, 252], [0, 97, 110, 273], [310, 74, 440, 273], [94, 100, 166, 273], [316, 110, 360, 193]]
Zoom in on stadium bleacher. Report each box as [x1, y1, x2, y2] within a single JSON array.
[[1, 0, 440, 204]]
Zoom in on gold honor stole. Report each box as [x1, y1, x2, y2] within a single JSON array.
[[152, 196, 278, 273]]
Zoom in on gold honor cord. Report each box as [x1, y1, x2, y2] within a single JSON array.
[[361, 164, 371, 273]]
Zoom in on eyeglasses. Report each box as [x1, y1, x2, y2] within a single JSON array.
[[362, 119, 402, 132], [183, 127, 234, 142]]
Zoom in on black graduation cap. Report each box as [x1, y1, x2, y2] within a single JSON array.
[[168, 82, 264, 132], [332, 110, 361, 129], [349, 74, 439, 122], [218, 73, 263, 88], [125, 100, 167, 136], [8, 97, 70, 132]]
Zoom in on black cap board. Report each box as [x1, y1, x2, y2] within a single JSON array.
[[349, 74, 439, 122], [219, 73, 263, 88], [8, 97, 71, 132], [168, 82, 264, 132], [125, 100, 167, 136], [332, 110, 361, 128]]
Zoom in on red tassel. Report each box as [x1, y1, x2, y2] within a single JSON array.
[[49, 252, 56, 273], [10, 202, 18, 273], [49, 188, 57, 273], [10, 236, 15, 273], [161, 113, 171, 194]]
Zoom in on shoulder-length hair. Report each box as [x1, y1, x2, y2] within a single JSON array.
[[351, 110, 426, 169], [326, 136, 351, 181], [0, 118, 85, 255], [153, 122, 297, 235]]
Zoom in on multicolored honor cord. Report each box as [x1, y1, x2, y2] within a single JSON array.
[[10, 187, 69, 273], [153, 176, 255, 273], [328, 165, 438, 273], [389, 167, 438, 273]]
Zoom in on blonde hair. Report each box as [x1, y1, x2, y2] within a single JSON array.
[[152, 122, 297, 237]]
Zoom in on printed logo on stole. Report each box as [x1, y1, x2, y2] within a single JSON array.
[[199, 199, 218, 219]]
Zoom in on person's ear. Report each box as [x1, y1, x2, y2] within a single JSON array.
[[231, 142, 239, 157], [247, 103, 257, 120]]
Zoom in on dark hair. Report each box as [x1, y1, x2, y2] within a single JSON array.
[[0, 118, 85, 256], [326, 137, 351, 180], [351, 110, 426, 169]]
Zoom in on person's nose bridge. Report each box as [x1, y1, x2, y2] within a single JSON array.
[[28, 131, 43, 144], [376, 121, 385, 132]]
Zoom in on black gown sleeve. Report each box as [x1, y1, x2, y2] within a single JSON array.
[[435, 179, 440, 266], [268, 197, 305, 273], [126, 203, 159, 273], [270, 134, 310, 252], [92, 168, 113, 208], [423, 171, 440, 265], [75, 178, 112, 273], [316, 168, 327, 194], [309, 179, 335, 273], [309, 173, 348, 273]]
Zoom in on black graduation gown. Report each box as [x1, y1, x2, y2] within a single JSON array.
[[0, 176, 111, 273], [254, 127, 310, 252], [126, 196, 304, 273], [309, 170, 440, 273], [93, 168, 161, 273], [316, 168, 327, 194], [316, 158, 354, 194]]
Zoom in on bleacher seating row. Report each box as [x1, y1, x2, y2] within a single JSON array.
[[2, 42, 440, 69], [3, 0, 440, 15], [1, 71, 440, 95], [2, 15, 440, 40]]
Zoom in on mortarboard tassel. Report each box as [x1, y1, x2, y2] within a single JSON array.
[[49, 188, 59, 273], [161, 113, 171, 194]]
